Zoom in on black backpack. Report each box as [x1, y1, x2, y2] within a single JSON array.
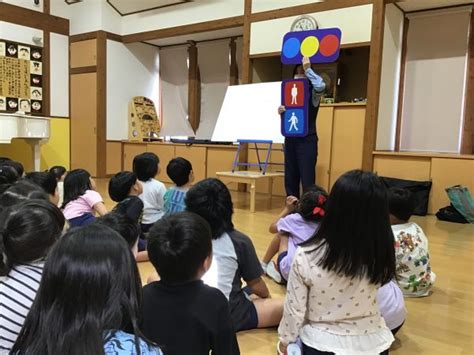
[[436, 204, 468, 224]]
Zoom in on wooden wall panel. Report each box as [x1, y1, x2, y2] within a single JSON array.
[[429, 158, 474, 214], [106, 141, 123, 175], [70, 39, 97, 68], [146, 144, 175, 184], [123, 143, 147, 171], [316, 106, 334, 192], [373, 156, 431, 182], [206, 147, 239, 191], [175, 145, 207, 183], [330, 107, 366, 187], [70, 73, 97, 176]]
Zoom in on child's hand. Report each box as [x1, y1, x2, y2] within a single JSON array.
[[278, 105, 286, 115], [285, 196, 298, 212]]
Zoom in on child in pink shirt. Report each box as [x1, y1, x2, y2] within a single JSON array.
[[62, 169, 107, 227]]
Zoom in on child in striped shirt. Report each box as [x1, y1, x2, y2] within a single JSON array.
[[164, 157, 194, 214], [0, 199, 65, 353]]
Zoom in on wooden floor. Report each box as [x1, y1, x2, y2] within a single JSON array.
[[97, 179, 474, 355]]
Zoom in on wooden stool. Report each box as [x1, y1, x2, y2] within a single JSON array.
[[216, 171, 285, 213]]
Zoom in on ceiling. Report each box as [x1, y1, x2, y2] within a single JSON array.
[[107, 0, 191, 16], [397, 0, 473, 12], [145, 27, 243, 47]]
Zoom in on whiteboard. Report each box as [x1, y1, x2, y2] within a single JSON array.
[[211, 82, 284, 144]]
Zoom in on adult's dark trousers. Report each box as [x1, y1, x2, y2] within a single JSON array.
[[284, 134, 318, 198]]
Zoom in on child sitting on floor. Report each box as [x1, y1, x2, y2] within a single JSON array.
[[164, 157, 194, 214], [108, 171, 144, 223], [389, 188, 436, 297], [96, 212, 148, 262], [133, 153, 167, 234], [0, 200, 65, 352], [261, 186, 328, 284], [278, 170, 396, 355], [186, 178, 283, 332], [25, 171, 60, 206], [49, 165, 67, 206], [142, 212, 240, 355], [12, 224, 162, 355], [62, 169, 107, 227]]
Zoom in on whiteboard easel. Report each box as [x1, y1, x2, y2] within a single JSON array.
[[211, 82, 284, 144]]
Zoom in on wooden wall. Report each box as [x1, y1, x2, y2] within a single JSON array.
[[116, 104, 367, 196], [373, 152, 474, 214]]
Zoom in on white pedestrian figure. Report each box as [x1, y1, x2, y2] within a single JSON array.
[[291, 84, 298, 104], [288, 112, 298, 131]]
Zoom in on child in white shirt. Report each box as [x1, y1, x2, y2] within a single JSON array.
[[133, 152, 167, 238]]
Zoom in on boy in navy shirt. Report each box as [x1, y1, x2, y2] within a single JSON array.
[[142, 212, 240, 355]]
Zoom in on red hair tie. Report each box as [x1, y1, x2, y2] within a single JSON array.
[[313, 207, 325, 216], [317, 195, 327, 205]]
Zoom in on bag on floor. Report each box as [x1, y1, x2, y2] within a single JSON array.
[[445, 185, 474, 223], [435, 204, 468, 224], [380, 176, 432, 216]]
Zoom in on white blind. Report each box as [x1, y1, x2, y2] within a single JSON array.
[[400, 8, 471, 152], [196, 40, 230, 139], [160, 46, 194, 136]]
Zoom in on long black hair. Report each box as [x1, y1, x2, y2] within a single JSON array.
[[61, 169, 92, 209], [0, 199, 65, 276], [302, 170, 396, 285], [12, 224, 156, 355], [185, 178, 234, 239]]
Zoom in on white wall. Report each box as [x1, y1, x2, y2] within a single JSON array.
[[51, 0, 121, 36], [250, 4, 373, 55], [51, 0, 102, 35], [50, 33, 69, 117], [252, 0, 322, 13], [0, 21, 43, 46], [106, 40, 160, 140], [400, 8, 471, 153], [121, 0, 244, 35], [376, 4, 404, 151], [1, 0, 43, 12], [101, 1, 122, 34]]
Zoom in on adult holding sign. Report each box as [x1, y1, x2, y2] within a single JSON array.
[[278, 56, 327, 197], [279, 27, 341, 197]]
